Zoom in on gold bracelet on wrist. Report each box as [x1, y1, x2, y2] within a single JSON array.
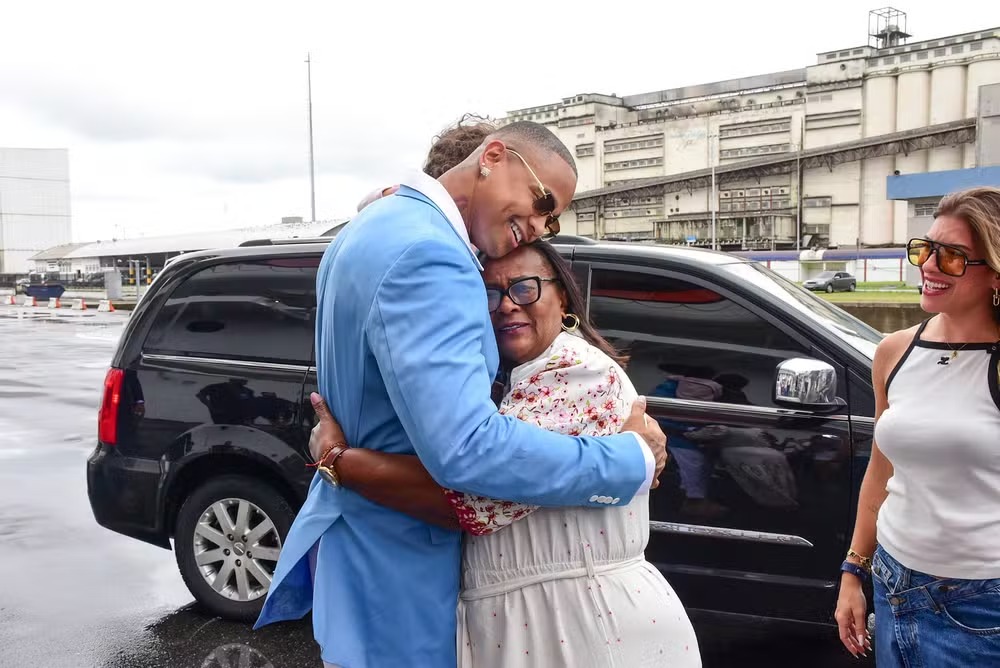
[[846, 549, 872, 572]]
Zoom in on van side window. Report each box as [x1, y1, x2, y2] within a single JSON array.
[[588, 267, 811, 408], [144, 258, 319, 365]]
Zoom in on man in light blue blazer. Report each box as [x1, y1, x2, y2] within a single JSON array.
[[255, 122, 666, 667]]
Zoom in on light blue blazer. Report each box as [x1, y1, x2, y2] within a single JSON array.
[[255, 185, 648, 667]]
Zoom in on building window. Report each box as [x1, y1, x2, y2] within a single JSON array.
[[559, 117, 595, 128], [883, 57, 895, 65], [604, 136, 665, 153], [900, 54, 911, 63], [604, 157, 664, 171], [935, 48, 947, 56], [803, 196, 833, 208], [719, 120, 790, 139], [605, 206, 665, 218], [918, 51, 929, 60], [970, 42, 983, 51], [915, 203, 937, 217], [576, 143, 595, 158], [952, 45, 965, 54], [719, 143, 792, 159]]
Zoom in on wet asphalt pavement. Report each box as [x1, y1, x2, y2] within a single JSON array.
[[0, 306, 861, 667]]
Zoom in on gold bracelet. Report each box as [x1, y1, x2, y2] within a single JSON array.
[[847, 549, 872, 572]]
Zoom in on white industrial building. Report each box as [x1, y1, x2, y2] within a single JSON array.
[[0, 148, 71, 274], [29, 217, 345, 279], [503, 9, 1000, 250]]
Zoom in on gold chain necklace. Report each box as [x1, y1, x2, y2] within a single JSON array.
[[946, 341, 970, 360]]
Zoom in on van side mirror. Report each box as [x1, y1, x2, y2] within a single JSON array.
[[774, 358, 846, 412]]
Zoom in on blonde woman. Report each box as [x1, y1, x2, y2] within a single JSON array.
[[835, 187, 1000, 665]]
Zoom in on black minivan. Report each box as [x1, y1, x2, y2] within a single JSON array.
[[87, 236, 883, 623]]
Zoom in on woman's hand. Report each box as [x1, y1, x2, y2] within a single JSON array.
[[308, 392, 348, 462], [834, 573, 871, 658]]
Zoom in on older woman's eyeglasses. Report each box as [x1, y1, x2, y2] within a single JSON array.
[[486, 276, 560, 312], [906, 238, 988, 277], [505, 148, 561, 240]]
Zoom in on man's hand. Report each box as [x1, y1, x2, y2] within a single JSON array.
[[622, 396, 668, 489], [308, 392, 348, 462]]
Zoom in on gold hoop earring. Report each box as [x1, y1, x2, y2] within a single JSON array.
[[561, 313, 581, 333], [993, 287, 999, 307]]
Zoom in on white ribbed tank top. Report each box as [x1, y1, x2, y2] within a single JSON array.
[[875, 320, 1000, 579]]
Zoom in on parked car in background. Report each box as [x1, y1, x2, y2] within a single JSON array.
[[803, 271, 856, 293], [87, 236, 883, 627]]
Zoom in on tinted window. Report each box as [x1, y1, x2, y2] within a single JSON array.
[[144, 258, 319, 365], [589, 267, 812, 408]]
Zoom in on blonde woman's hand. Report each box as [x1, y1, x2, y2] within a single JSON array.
[[834, 574, 871, 658]]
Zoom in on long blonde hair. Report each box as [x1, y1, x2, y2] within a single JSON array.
[[934, 186, 1000, 321]]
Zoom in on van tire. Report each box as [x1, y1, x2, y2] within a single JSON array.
[[174, 475, 294, 622]]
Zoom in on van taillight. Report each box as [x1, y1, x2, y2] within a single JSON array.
[[99, 368, 124, 445]]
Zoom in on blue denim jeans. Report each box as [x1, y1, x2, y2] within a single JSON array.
[[872, 545, 1000, 667]]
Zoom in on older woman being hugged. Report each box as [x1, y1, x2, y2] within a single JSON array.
[[835, 187, 1000, 665], [309, 240, 700, 667]]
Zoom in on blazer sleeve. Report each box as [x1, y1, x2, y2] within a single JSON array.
[[445, 344, 638, 534], [365, 237, 647, 508]]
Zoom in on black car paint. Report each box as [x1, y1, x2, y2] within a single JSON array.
[[87, 240, 877, 626]]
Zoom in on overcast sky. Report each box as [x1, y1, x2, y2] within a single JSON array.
[[0, 0, 995, 242]]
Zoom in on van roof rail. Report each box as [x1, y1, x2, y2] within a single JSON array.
[[239, 237, 333, 247]]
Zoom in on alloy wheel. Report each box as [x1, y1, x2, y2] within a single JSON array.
[[192, 497, 282, 602]]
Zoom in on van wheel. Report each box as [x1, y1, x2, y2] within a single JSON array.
[[174, 475, 294, 622]]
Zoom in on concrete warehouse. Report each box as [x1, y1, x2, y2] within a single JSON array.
[[502, 9, 1000, 250]]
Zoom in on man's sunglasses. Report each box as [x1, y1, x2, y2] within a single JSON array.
[[485, 276, 560, 313], [906, 238, 988, 277], [506, 148, 560, 240]]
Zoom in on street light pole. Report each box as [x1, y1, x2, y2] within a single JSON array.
[[305, 53, 317, 223]]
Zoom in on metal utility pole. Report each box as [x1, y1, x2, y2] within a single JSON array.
[[709, 133, 717, 250], [796, 144, 803, 251], [305, 53, 317, 223], [796, 116, 805, 252]]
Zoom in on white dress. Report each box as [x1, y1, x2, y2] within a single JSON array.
[[448, 332, 701, 668]]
